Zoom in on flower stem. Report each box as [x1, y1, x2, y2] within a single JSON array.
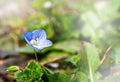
[[34, 49, 38, 61]]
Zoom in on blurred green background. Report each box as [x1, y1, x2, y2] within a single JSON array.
[[0, 0, 120, 81]]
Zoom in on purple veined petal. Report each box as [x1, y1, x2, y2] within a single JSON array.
[[24, 32, 33, 41], [32, 29, 46, 41], [32, 40, 53, 50], [24, 32, 33, 44]]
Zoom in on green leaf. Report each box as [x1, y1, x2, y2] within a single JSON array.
[[7, 66, 20, 72], [48, 73, 72, 82], [14, 60, 43, 82], [76, 42, 100, 82], [85, 42, 100, 71], [41, 51, 69, 64], [53, 40, 81, 53], [66, 55, 80, 66], [84, 42, 100, 82]]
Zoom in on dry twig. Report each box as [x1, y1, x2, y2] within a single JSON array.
[[99, 45, 112, 66]]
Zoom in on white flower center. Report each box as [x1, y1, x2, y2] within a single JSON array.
[[30, 39, 38, 46]]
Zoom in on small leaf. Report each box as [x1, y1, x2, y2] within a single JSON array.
[[14, 60, 43, 82], [66, 55, 80, 66], [7, 66, 20, 72]]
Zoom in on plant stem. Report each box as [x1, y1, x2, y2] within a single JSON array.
[[34, 49, 38, 61]]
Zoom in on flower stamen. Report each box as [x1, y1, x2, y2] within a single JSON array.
[[30, 39, 38, 46]]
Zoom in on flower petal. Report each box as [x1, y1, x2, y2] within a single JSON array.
[[39, 40, 53, 47], [32, 40, 53, 50], [24, 32, 33, 46], [32, 29, 46, 41]]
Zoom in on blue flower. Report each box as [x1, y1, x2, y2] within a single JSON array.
[[24, 29, 53, 50]]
